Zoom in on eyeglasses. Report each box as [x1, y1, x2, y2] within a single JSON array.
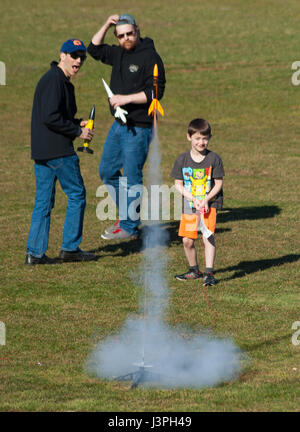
[[116, 30, 136, 40], [68, 51, 87, 61]]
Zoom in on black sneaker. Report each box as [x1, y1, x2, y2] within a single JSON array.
[[203, 272, 216, 286], [175, 270, 203, 281], [59, 249, 97, 262], [25, 254, 55, 265]]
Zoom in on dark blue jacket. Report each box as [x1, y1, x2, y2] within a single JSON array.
[[31, 62, 82, 160]]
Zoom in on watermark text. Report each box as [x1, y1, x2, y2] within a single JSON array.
[[0, 322, 5, 346], [0, 62, 6, 85], [96, 180, 183, 221], [291, 61, 300, 86], [292, 321, 300, 346]]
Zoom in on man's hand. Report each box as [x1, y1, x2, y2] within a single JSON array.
[[79, 125, 94, 141], [91, 15, 120, 45], [109, 92, 147, 108], [109, 94, 131, 109], [105, 14, 120, 28]]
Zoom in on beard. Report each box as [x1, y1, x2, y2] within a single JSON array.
[[122, 39, 137, 51]]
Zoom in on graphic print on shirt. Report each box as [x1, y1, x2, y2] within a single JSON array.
[[129, 64, 139, 73], [182, 166, 212, 208]]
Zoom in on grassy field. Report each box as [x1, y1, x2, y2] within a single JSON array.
[[0, 0, 299, 412]]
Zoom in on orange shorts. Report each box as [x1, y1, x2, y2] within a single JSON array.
[[178, 208, 217, 239]]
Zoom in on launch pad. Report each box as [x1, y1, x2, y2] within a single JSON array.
[[114, 362, 167, 389]]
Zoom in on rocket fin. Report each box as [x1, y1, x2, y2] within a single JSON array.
[[156, 100, 164, 116], [148, 99, 164, 117], [148, 100, 155, 116]]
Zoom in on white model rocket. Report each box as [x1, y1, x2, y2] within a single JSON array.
[[102, 78, 128, 124], [198, 214, 213, 239]]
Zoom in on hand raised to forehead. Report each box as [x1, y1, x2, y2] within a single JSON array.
[[106, 15, 120, 27]]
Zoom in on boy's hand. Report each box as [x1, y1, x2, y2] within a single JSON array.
[[194, 198, 209, 213]]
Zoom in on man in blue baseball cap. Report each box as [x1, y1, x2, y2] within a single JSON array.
[[59, 39, 87, 77], [88, 14, 166, 241], [25, 39, 97, 265]]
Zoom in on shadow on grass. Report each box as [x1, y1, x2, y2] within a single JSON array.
[[216, 254, 300, 281], [90, 222, 180, 257], [218, 205, 281, 223], [91, 205, 281, 258], [51, 255, 101, 264], [91, 237, 143, 257], [243, 333, 292, 352]]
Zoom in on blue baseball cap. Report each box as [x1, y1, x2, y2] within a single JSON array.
[[116, 14, 136, 26], [60, 39, 87, 54]]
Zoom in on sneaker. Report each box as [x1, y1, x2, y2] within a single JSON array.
[[101, 228, 137, 240], [25, 254, 55, 265], [175, 270, 203, 281], [203, 272, 216, 286], [59, 249, 97, 262], [104, 219, 120, 235]]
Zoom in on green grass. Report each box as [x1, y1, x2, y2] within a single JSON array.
[[0, 0, 300, 412]]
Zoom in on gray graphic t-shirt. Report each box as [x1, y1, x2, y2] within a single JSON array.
[[171, 150, 225, 213]]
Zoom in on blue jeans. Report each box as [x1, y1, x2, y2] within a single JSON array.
[[99, 121, 152, 234], [26, 154, 86, 257]]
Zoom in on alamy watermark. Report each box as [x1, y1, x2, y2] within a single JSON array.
[[0, 61, 6, 85], [291, 321, 300, 346], [96, 179, 183, 222], [291, 61, 300, 86], [0, 322, 5, 345]]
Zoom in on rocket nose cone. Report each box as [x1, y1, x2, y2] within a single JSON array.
[[153, 64, 158, 77], [90, 105, 95, 120]]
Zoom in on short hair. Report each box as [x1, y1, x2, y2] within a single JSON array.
[[187, 118, 212, 137]]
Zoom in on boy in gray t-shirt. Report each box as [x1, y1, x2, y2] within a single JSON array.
[[170, 119, 225, 285]]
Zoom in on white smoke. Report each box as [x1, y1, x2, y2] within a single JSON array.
[[86, 317, 241, 388], [85, 130, 242, 388]]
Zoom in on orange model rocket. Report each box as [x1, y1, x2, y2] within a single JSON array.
[[148, 64, 164, 127]]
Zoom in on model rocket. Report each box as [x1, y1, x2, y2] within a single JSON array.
[[198, 215, 213, 239], [198, 166, 213, 238], [148, 64, 164, 128], [77, 104, 95, 154], [102, 78, 128, 124], [206, 166, 212, 196]]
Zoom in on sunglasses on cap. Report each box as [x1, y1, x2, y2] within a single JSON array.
[[116, 30, 136, 40], [67, 51, 87, 61]]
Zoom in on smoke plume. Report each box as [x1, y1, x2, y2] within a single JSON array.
[[85, 130, 242, 388]]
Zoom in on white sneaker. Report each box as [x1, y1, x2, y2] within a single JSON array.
[[104, 219, 120, 234], [101, 228, 137, 240]]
